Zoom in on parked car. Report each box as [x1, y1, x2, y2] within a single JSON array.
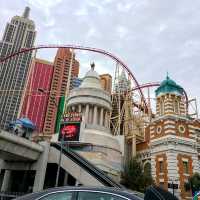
[[14, 186, 143, 200]]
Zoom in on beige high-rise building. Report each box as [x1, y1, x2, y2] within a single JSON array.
[[43, 48, 79, 137], [0, 7, 36, 130], [100, 74, 112, 94]]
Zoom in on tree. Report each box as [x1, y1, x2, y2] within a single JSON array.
[[121, 157, 153, 192], [185, 172, 200, 195]]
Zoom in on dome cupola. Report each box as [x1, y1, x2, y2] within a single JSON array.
[[80, 63, 102, 89], [155, 75, 184, 97], [155, 74, 186, 117]]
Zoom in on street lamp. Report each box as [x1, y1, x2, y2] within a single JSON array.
[[38, 49, 74, 187], [168, 178, 179, 197], [37, 88, 65, 187]]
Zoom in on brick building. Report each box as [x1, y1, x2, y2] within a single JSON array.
[[137, 75, 200, 199], [43, 48, 79, 137], [100, 74, 112, 94], [20, 58, 53, 133]]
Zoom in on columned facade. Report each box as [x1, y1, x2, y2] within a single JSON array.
[[66, 64, 122, 180], [68, 104, 109, 128], [67, 78, 112, 134]]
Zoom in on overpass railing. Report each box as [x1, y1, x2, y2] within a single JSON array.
[[51, 142, 123, 189]]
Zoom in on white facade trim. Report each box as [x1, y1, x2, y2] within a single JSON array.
[[158, 157, 163, 161], [164, 120, 175, 124], [164, 125, 175, 129], [165, 130, 176, 134], [150, 126, 155, 130]]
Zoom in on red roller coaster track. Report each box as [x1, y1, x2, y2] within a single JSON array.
[[0, 44, 188, 111], [0, 44, 149, 111], [132, 82, 188, 110]]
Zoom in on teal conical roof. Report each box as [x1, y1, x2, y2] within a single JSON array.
[[155, 75, 184, 96]]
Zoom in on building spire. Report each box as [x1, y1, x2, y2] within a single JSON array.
[[22, 7, 30, 18], [91, 62, 95, 71], [166, 71, 169, 80]]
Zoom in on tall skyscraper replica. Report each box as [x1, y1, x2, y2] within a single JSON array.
[[43, 48, 79, 137], [20, 58, 53, 133], [0, 7, 36, 130]]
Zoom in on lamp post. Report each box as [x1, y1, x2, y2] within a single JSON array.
[[38, 88, 64, 187], [38, 49, 74, 187], [55, 134, 64, 187], [169, 178, 179, 197]]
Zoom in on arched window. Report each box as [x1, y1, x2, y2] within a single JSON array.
[[160, 100, 164, 115], [144, 162, 151, 176], [174, 100, 179, 114]]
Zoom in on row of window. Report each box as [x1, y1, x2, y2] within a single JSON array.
[[158, 160, 189, 174], [154, 124, 186, 136], [159, 100, 181, 115]]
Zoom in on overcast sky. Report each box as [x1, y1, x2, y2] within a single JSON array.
[[1, 0, 200, 112]]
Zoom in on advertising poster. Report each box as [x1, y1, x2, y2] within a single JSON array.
[[58, 112, 82, 141]]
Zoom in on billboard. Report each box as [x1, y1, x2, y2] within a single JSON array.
[[58, 112, 82, 141], [59, 122, 80, 141]]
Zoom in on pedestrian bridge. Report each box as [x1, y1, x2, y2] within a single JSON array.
[[0, 130, 121, 192], [0, 130, 43, 161]]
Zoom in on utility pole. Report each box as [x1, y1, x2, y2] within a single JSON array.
[[168, 178, 178, 197], [38, 88, 64, 187], [55, 134, 63, 187], [55, 48, 74, 187]]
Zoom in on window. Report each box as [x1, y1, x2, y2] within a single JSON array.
[[178, 125, 186, 136], [159, 161, 164, 173], [160, 100, 164, 115], [183, 161, 189, 174], [156, 126, 162, 134], [174, 100, 179, 114], [77, 191, 126, 200], [39, 192, 73, 200], [144, 162, 151, 176]]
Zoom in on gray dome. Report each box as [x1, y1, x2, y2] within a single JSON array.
[[80, 64, 103, 89]]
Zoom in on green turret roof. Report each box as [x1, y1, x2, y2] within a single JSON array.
[[155, 75, 184, 96]]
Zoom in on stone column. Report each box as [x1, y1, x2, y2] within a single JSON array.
[[85, 104, 89, 124], [72, 106, 76, 112], [78, 104, 82, 113], [132, 135, 136, 157], [100, 108, 104, 126], [1, 170, 11, 192], [104, 111, 108, 128], [89, 106, 93, 124], [63, 172, 68, 186], [93, 106, 98, 125], [33, 142, 50, 192]]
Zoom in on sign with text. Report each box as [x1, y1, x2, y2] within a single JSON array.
[[63, 112, 82, 123], [168, 183, 178, 189]]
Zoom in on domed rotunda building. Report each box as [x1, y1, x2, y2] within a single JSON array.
[[66, 64, 122, 180]]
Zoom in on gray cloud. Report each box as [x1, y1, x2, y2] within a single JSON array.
[[1, 0, 200, 113]]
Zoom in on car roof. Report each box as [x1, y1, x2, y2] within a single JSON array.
[[15, 186, 143, 200]]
